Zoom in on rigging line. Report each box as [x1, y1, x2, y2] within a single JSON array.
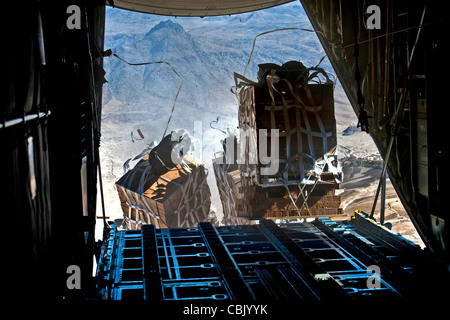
[[130, 131, 144, 143], [112, 53, 183, 141], [209, 117, 227, 134], [313, 55, 326, 68], [370, 3, 427, 220], [243, 27, 324, 76], [342, 21, 437, 49]]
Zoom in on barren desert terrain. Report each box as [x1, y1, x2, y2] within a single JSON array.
[[339, 165, 424, 248]]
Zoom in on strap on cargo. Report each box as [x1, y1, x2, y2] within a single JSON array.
[[233, 63, 340, 218], [171, 166, 210, 227]]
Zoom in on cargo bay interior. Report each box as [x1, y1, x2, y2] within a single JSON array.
[[3, 0, 449, 304]]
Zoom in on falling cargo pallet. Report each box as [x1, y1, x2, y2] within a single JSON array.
[[116, 154, 214, 229], [214, 66, 343, 224]]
